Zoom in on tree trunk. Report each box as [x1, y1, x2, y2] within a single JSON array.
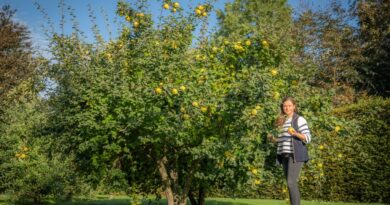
[[198, 186, 206, 205], [158, 156, 193, 205], [157, 156, 197, 205], [177, 197, 187, 205], [188, 191, 198, 205], [188, 186, 206, 205], [157, 156, 175, 205]]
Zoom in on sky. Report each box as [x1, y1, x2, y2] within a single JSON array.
[[1, 0, 346, 53]]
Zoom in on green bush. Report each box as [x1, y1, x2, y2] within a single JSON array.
[[326, 96, 390, 203], [0, 99, 88, 203]]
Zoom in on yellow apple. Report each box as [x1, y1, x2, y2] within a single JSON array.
[[192, 101, 199, 107], [251, 109, 258, 116], [234, 44, 244, 52], [262, 40, 269, 48], [133, 21, 140, 28], [125, 15, 131, 22], [183, 114, 190, 120], [171, 42, 178, 49], [155, 87, 162, 94], [251, 168, 258, 174], [271, 69, 278, 76], [171, 88, 178, 95]]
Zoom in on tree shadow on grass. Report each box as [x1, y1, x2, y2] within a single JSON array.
[[204, 200, 248, 205], [60, 199, 247, 205], [0, 196, 249, 205], [56, 198, 132, 205], [2, 198, 133, 205]]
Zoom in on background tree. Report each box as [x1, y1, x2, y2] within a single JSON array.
[[0, 5, 36, 115], [293, 0, 390, 98], [293, 1, 361, 105], [290, 1, 390, 202], [353, 0, 390, 96], [0, 5, 85, 203]]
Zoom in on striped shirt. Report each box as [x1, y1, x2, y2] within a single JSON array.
[[277, 116, 311, 155]]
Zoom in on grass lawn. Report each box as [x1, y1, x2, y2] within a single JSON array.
[[0, 195, 385, 205]]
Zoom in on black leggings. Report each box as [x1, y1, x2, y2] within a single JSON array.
[[282, 156, 304, 205]]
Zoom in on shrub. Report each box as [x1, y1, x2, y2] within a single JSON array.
[[0, 99, 87, 203], [327, 96, 390, 203]]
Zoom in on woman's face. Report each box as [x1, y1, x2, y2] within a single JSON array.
[[283, 100, 295, 116]]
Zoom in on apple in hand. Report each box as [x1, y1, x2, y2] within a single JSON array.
[[288, 127, 296, 135]]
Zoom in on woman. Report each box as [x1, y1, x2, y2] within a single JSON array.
[[268, 96, 311, 205]]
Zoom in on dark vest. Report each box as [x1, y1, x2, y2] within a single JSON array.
[[276, 113, 310, 164]]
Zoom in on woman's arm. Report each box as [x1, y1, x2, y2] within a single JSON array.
[[288, 117, 311, 143], [267, 134, 277, 144], [291, 132, 308, 142]]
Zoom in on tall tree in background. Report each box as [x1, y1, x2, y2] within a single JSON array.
[[0, 5, 36, 115], [354, 0, 390, 96], [293, 1, 361, 105]]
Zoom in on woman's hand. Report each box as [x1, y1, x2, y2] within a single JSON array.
[[289, 129, 307, 142], [287, 127, 296, 135], [267, 134, 277, 144]]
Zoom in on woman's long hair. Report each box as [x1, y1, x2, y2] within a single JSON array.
[[275, 96, 298, 127]]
